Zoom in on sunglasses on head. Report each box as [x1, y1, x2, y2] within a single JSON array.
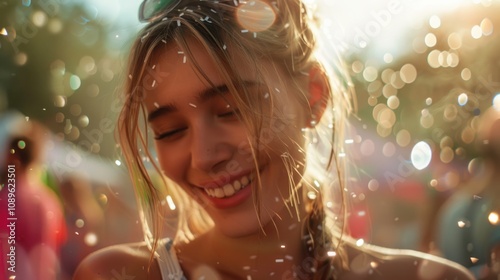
[[138, 0, 182, 22]]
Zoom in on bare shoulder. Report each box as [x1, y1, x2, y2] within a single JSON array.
[[73, 242, 161, 280], [340, 241, 474, 280]]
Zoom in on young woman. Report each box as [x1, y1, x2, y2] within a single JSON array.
[[74, 0, 474, 279]]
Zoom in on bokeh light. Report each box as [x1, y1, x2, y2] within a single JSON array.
[[411, 141, 432, 170], [236, 0, 276, 32], [489, 212, 499, 225]]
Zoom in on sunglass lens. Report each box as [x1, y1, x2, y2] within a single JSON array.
[[143, 0, 177, 20]]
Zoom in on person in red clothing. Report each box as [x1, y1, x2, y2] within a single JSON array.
[[0, 111, 66, 280]]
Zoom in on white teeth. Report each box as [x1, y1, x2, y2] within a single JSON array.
[[214, 188, 224, 198], [241, 176, 248, 186], [208, 189, 215, 197], [233, 180, 241, 191], [223, 184, 235, 196], [204, 174, 253, 198]]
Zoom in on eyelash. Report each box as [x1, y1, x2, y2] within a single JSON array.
[[154, 127, 186, 140], [218, 108, 240, 118], [154, 109, 240, 140]]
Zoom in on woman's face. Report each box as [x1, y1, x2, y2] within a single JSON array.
[[143, 38, 309, 237]]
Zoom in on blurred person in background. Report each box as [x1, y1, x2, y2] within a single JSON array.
[[0, 111, 66, 280], [434, 107, 500, 279]]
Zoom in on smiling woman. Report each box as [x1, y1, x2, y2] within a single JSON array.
[[73, 0, 475, 279]]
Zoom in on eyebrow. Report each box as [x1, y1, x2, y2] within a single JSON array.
[[147, 81, 259, 122]]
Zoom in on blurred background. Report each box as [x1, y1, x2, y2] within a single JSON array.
[[1, 0, 500, 279]]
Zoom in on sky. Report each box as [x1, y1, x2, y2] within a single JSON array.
[[87, 0, 489, 58]]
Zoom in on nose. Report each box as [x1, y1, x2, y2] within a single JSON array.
[[190, 121, 233, 172]]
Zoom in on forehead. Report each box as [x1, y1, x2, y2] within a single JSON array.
[[142, 37, 287, 107], [145, 39, 246, 96], [141, 42, 208, 109]]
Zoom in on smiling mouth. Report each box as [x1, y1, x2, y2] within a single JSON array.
[[204, 173, 255, 198]]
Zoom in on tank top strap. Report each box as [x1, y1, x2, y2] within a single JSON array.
[[156, 238, 186, 280]]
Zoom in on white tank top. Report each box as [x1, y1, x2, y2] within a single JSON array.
[[156, 238, 186, 280]]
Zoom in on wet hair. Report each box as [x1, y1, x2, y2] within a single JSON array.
[[118, 0, 353, 277]]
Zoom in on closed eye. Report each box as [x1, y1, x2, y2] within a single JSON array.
[[154, 127, 187, 140], [218, 108, 240, 118]]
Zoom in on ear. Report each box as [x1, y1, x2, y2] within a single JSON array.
[[307, 65, 329, 127]]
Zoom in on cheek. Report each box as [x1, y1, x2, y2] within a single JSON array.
[[266, 114, 305, 151], [155, 144, 186, 183]]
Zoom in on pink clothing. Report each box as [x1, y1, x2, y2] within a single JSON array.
[[0, 175, 66, 280]]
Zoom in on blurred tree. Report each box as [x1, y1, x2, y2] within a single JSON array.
[[0, 0, 133, 159]]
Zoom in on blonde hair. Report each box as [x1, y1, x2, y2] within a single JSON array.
[[118, 0, 353, 278]]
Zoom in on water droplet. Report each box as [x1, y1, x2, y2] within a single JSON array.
[[307, 191, 317, 200], [166, 195, 176, 210]]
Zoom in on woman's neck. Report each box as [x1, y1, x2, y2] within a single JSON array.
[[179, 207, 309, 279]]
